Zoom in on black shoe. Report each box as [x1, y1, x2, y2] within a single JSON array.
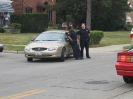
[[87, 56, 91, 58], [75, 58, 83, 60]]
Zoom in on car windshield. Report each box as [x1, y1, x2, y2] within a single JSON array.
[[35, 32, 65, 41], [128, 47, 133, 52]]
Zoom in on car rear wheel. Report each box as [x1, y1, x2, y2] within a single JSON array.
[[123, 76, 133, 83], [0, 48, 3, 52], [27, 58, 33, 62], [60, 48, 66, 62]]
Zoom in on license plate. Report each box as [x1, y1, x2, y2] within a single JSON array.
[[35, 51, 42, 56]]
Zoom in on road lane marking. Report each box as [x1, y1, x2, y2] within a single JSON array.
[[9, 90, 45, 99], [0, 89, 46, 99], [0, 90, 39, 99]]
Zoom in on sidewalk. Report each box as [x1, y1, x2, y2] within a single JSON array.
[[90, 44, 131, 53]]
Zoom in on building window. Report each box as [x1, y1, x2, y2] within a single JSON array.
[[25, 8, 32, 13], [47, 10, 52, 21]]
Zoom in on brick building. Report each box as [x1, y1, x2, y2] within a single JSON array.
[[11, 0, 56, 24]]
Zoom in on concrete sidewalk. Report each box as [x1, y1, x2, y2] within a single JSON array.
[[90, 44, 131, 53]]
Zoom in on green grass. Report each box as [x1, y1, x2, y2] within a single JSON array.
[[123, 45, 133, 50], [0, 33, 39, 51], [91, 31, 130, 47], [4, 45, 25, 51], [0, 31, 131, 51], [0, 33, 39, 45]]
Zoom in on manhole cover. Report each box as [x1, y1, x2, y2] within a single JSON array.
[[85, 81, 109, 84]]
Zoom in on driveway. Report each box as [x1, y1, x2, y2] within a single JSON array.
[[90, 44, 130, 53]]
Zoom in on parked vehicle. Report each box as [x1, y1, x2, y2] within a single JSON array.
[[24, 30, 73, 62], [0, 42, 3, 52], [115, 47, 133, 83]]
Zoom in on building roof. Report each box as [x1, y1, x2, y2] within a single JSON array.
[[0, 0, 14, 12]]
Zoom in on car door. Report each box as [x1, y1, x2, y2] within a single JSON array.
[[64, 33, 73, 55]]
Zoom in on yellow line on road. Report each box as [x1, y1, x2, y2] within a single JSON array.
[[0, 89, 46, 99]]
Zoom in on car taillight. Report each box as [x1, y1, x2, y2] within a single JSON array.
[[118, 55, 133, 62]]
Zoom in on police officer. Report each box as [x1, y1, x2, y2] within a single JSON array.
[[68, 26, 83, 60], [77, 23, 91, 58]]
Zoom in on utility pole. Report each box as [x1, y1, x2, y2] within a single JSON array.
[[86, 0, 91, 30]]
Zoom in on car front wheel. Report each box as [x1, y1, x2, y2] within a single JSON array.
[[60, 48, 66, 62], [27, 58, 33, 62], [123, 76, 133, 83]]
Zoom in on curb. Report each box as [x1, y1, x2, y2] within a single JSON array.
[[3, 50, 24, 54]]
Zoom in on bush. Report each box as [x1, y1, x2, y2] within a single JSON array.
[[125, 24, 133, 31], [56, 24, 61, 28], [48, 22, 55, 27], [11, 23, 21, 29], [90, 30, 104, 44], [48, 23, 61, 29], [4, 29, 11, 33], [0, 27, 5, 33], [10, 13, 49, 33]]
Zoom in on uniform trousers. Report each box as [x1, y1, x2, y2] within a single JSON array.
[[70, 41, 81, 59], [80, 38, 90, 58]]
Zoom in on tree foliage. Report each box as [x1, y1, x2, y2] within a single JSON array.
[[44, 0, 87, 27], [44, 0, 132, 31], [91, 0, 132, 31]]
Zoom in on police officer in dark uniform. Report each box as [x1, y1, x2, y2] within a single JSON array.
[[68, 26, 83, 60], [77, 23, 91, 58]]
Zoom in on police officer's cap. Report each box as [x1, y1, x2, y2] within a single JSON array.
[[69, 26, 74, 30]]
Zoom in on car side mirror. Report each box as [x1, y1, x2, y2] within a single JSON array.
[[31, 38, 36, 41], [65, 32, 68, 36], [65, 37, 69, 42], [65, 32, 69, 42]]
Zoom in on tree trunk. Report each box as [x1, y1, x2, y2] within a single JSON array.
[[86, 0, 92, 30]]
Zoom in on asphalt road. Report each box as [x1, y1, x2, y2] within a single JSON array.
[[0, 52, 133, 99]]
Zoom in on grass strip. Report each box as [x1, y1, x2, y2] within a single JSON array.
[[0, 31, 131, 51], [4, 45, 25, 51]]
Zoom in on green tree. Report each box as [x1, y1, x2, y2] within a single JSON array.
[[44, 0, 87, 28], [44, 0, 132, 30], [91, 0, 132, 30]]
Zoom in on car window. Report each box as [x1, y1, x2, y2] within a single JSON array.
[[35, 32, 65, 41]]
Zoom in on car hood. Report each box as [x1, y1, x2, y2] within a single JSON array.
[[27, 41, 64, 48]]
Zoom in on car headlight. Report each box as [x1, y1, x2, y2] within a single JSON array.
[[0, 43, 3, 46], [48, 46, 59, 51], [25, 46, 31, 51]]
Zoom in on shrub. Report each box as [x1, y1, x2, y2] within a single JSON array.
[[48, 23, 61, 29], [125, 24, 133, 31], [48, 22, 54, 27], [4, 29, 11, 33], [0, 27, 5, 33], [10, 13, 49, 33], [11, 23, 21, 29], [90, 30, 104, 44], [56, 24, 61, 28]]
